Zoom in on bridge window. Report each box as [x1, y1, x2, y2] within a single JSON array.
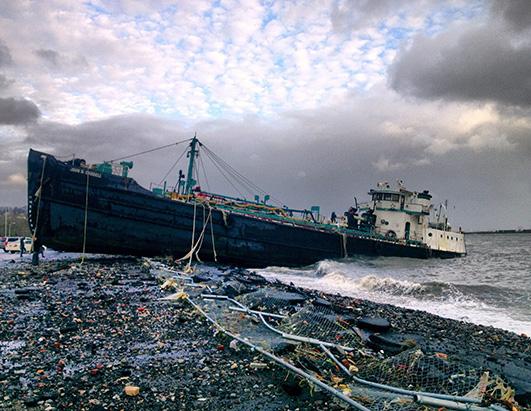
[[383, 193, 400, 201], [373, 193, 400, 202]]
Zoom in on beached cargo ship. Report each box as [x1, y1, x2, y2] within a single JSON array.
[[27, 137, 465, 267]]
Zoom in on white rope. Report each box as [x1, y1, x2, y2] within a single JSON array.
[[209, 205, 218, 262], [80, 173, 90, 264], [32, 156, 48, 251], [341, 233, 348, 258], [181, 200, 198, 268], [194, 204, 209, 262], [221, 210, 229, 227], [177, 201, 217, 270]]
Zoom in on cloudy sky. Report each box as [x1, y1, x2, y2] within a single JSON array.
[[0, 0, 530, 230]]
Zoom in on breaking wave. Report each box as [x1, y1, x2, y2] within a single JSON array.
[[257, 256, 531, 336]]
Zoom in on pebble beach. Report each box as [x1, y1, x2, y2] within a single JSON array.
[[0, 255, 530, 410]]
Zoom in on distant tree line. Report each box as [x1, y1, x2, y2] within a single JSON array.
[[1, 207, 32, 237]]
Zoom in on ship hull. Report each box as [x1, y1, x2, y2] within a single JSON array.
[[27, 150, 458, 268]]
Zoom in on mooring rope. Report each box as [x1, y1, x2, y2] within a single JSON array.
[[80, 174, 90, 264], [209, 205, 218, 262], [194, 204, 209, 262], [175, 201, 198, 270], [341, 233, 348, 258], [177, 201, 218, 269], [31, 156, 48, 251], [186, 200, 198, 269]]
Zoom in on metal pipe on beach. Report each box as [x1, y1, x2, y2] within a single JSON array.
[[185, 296, 371, 411]]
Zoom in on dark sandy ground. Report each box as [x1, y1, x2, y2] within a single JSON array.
[[0, 257, 529, 410]]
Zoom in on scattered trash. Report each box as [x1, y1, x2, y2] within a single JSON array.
[[0, 257, 527, 411], [124, 385, 140, 396], [229, 339, 239, 351]]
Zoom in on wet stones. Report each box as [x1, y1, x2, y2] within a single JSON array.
[[2, 257, 530, 409], [59, 323, 79, 334]]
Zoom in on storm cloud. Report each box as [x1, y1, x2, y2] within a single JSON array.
[[35, 49, 60, 67], [492, 0, 531, 32], [0, 1, 530, 230], [390, 1, 531, 107], [0, 74, 13, 91], [0, 40, 12, 66], [6, 92, 528, 231], [0, 97, 41, 125]]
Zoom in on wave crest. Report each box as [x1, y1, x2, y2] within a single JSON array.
[[355, 275, 425, 295]]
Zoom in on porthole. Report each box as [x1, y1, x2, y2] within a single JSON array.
[[428, 232, 432, 237]]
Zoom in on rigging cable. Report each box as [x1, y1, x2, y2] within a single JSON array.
[[198, 153, 210, 192], [202, 147, 259, 197], [201, 144, 284, 205], [202, 145, 263, 195], [202, 149, 246, 199], [108, 138, 192, 162], [158, 145, 188, 187]]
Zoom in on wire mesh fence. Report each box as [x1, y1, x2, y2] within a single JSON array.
[[277, 304, 362, 350], [356, 349, 486, 396], [151, 260, 521, 411]]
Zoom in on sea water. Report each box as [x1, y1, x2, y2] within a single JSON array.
[[256, 233, 531, 336]]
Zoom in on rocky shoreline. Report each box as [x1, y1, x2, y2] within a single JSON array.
[[0, 257, 530, 410]]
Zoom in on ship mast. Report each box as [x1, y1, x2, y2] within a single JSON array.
[[185, 134, 199, 195]]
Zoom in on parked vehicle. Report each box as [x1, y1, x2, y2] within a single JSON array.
[[0, 237, 6, 252], [5, 237, 33, 253]]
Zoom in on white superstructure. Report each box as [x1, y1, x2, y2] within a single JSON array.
[[359, 181, 466, 255]]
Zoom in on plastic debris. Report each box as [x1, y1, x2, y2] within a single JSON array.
[[229, 339, 239, 351]]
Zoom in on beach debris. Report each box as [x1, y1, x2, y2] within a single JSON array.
[[124, 385, 140, 396], [229, 339, 239, 351], [160, 278, 178, 289], [465, 371, 490, 399], [434, 352, 448, 360], [249, 362, 268, 369], [0, 258, 528, 411], [356, 316, 391, 332]]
